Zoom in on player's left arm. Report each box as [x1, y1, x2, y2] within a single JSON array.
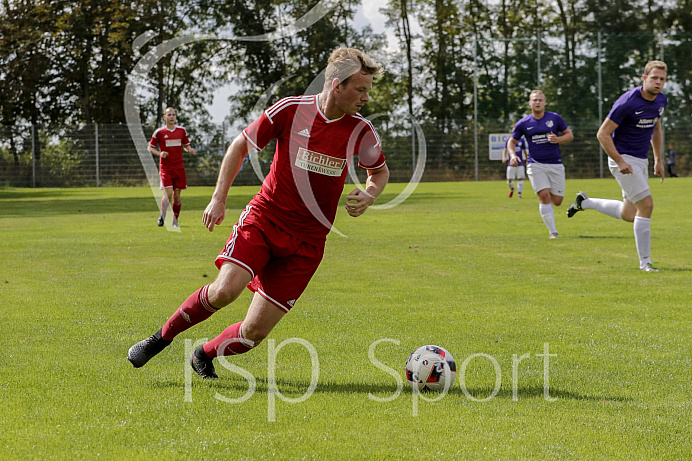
[[507, 137, 519, 167], [651, 119, 665, 182], [346, 164, 389, 217], [548, 127, 573, 144], [184, 144, 196, 155]]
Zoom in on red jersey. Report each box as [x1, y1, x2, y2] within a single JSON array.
[[243, 94, 386, 245], [150, 126, 190, 170]]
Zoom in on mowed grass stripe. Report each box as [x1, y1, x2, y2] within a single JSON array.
[[0, 179, 690, 459]]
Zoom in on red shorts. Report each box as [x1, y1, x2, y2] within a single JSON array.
[[160, 167, 187, 190], [215, 205, 324, 313]]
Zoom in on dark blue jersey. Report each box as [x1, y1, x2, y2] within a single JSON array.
[[512, 111, 568, 164], [606, 86, 667, 160]]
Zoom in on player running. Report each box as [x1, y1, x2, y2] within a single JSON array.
[[128, 47, 389, 378], [148, 107, 196, 228], [501, 124, 528, 198], [508, 90, 574, 238], [567, 61, 667, 272]]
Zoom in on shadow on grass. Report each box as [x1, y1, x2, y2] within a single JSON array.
[[576, 235, 629, 240], [152, 377, 631, 402], [0, 195, 253, 217], [0, 189, 76, 200]]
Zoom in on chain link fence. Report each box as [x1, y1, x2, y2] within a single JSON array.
[[0, 120, 689, 188]]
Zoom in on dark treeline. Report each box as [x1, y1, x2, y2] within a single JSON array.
[[1, 0, 691, 184]]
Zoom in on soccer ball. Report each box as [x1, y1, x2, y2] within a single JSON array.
[[405, 345, 457, 392]]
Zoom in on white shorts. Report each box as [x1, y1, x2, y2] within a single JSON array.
[[526, 163, 565, 196], [506, 165, 526, 180], [608, 155, 650, 203]]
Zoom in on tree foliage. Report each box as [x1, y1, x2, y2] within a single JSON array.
[[2, 0, 692, 182]]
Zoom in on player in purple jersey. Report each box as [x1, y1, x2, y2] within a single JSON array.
[[567, 61, 667, 272], [508, 90, 574, 238], [502, 124, 528, 198]]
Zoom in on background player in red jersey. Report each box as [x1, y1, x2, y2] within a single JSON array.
[[128, 48, 390, 378], [148, 107, 196, 228]]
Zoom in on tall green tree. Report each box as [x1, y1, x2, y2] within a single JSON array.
[[0, 0, 57, 176]]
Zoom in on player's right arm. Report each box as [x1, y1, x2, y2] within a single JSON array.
[[501, 147, 508, 164], [651, 118, 665, 182], [507, 137, 519, 167], [203, 133, 253, 232], [147, 143, 167, 158], [597, 118, 632, 174]]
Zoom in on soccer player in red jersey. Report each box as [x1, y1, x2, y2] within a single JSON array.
[[128, 48, 390, 378], [148, 107, 196, 228]]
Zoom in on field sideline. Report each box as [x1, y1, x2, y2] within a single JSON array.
[[0, 179, 690, 459]]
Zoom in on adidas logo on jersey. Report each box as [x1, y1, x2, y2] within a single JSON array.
[[287, 299, 296, 307], [297, 128, 310, 138]]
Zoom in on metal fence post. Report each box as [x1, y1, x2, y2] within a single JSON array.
[[31, 125, 36, 188], [659, 33, 665, 150], [598, 31, 603, 179], [473, 34, 479, 181], [95, 123, 100, 187]]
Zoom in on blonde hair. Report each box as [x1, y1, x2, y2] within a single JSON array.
[[644, 60, 667, 76], [529, 89, 544, 99], [324, 47, 383, 90], [164, 107, 176, 116]]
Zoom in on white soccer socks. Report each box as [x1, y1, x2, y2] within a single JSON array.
[[517, 180, 524, 194], [539, 203, 558, 235], [633, 216, 652, 268], [582, 197, 623, 220]]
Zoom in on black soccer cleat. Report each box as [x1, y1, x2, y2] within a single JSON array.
[[566, 191, 589, 218], [190, 346, 218, 379], [157, 215, 164, 227], [127, 329, 171, 368]]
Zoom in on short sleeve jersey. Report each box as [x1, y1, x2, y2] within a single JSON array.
[[505, 137, 527, 165], [512, 112, 568, 164], [606, 86, 667, 160], [242, 95, 386, 246], [150, 126, 190, 170]]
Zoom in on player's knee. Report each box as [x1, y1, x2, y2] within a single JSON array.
[[241, 322, 270, 344], [635, 196, 654, 217], [208, 283, 244, 307]]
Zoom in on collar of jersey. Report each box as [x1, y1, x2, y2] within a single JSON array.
[[315, 94, 345, 124]]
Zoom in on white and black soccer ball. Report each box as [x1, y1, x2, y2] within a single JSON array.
[[405, 345, 457, 392]]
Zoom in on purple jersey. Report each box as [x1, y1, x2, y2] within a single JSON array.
[[504, 137, 527, 165], [512, 111, 568, 164], [606, 86, 667, 160]]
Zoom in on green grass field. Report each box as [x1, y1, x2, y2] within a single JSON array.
[[1, 179, 690, 459]]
